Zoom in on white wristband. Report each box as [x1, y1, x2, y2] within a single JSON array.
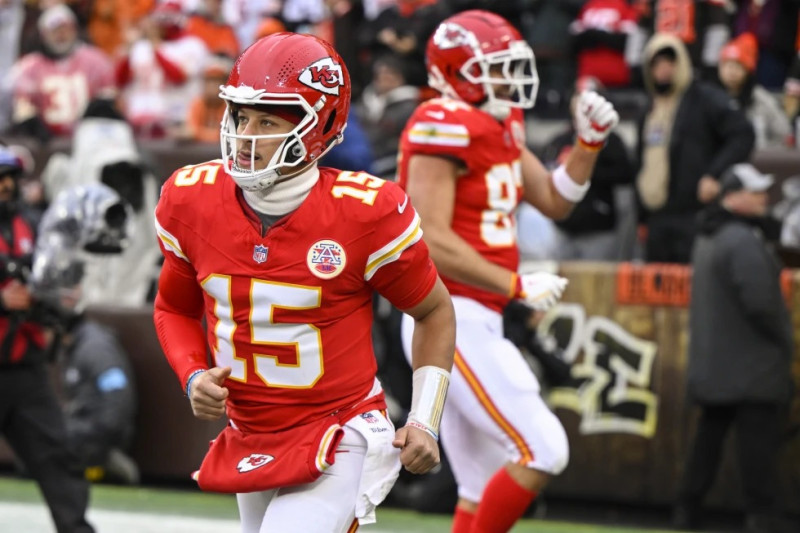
[[406, 365, 450, 441], [552, 164, 590, 203]]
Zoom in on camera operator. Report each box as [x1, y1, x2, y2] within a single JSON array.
[[31, 183, 139, 486], [0, 145, 95, 533]]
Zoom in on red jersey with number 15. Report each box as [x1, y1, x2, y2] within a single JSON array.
[[155, 162, 437, 433], [398, 98, 526, 313]]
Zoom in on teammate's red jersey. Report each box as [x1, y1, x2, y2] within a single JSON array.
[[10, 44, 115, 136], [398, 98, 526, 312], [155, 162, 437, 433]]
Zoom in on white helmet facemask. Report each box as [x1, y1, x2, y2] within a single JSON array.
[[219, 85, 322, 192], [463, 40, 539, 120]]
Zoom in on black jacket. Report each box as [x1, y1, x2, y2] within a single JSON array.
[[636, 80, 755, 220], [688, 209, 793, 405]]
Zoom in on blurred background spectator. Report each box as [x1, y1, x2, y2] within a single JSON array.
[[87, 0, 134, 58], [185, 0, 240, 59], [355, 53, 419, 180], [320, 112, 374, 173], [637, 0, 731, 81], [115, 0, 208, 138], [570, 0, 639, 89], [730, 0, 800, 91], [678, 163, 793, 533], [9, 4, 115, 142], [539, 76, 635, 261], [182, 55, 232, 144], [718, 32, 793, 150], [783, 51, 800, 145], [362, 0, 451, 88], [525, 0, 585, 113], [635, 32, 755, 264], [0, 0, 26, 132]]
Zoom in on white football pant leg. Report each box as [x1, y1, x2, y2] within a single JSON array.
[[401, 296, 569, 502], [258, 427, 366, 532], [237, 490, 275, 533]]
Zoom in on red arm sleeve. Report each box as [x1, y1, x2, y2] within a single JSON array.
[[153, 259, 209, 391], [154, 50, 187, 84]]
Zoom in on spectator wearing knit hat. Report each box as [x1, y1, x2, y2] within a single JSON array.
[[718, 32, 792, 149]]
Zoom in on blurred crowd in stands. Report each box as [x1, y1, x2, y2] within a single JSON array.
[[2, 0, 800, 274]]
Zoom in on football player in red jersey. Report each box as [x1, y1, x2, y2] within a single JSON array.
[[397, 10, 620, 533], [153, 33, 454, 532]]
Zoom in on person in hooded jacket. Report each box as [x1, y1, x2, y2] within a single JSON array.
[[636, 32, 755, 263], [675, 163, 794, 533]]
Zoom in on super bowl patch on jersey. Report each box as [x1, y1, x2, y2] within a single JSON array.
[[307, 239, 347, 279]]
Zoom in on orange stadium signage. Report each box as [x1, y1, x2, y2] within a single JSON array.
[[615, 262, 794, 307]]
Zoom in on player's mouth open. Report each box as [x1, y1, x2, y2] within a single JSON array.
[[236, 151, 260, 168]]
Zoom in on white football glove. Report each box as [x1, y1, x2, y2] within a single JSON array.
[[574, 90, 620, 149], [518, 272, 568, 311]]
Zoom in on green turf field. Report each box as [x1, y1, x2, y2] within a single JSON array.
[[0, 475, 688, 532]]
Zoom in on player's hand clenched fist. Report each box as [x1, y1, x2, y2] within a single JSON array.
[[574, 90, 619, 149], [517, 272, 568, 311], [392, 425, 440, 474], [188, 367, 231, 421]]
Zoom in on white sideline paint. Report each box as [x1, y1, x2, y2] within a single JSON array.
[[0, 502, 393, 532]]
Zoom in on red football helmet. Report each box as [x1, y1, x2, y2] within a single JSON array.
[[426, 10, 538, 118], [219, 33, 350, 191]]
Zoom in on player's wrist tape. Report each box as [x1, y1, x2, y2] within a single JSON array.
[[185, 369, 206, 397], [508, 272, 522, 299], [406, 365, 450, 441], [405, 420, 439, 441], [577, 136, 605, 151], [552, 164, 590, 203]]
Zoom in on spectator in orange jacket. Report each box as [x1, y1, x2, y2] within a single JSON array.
[[185, 0, 239, 59], [183, 57, 231, 143]]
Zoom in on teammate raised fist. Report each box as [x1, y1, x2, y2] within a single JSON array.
[[574, 90, 620, 150]]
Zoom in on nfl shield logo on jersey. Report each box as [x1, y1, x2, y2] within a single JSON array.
[[253, 244, 268, 264], [307, 239, 347, 279]]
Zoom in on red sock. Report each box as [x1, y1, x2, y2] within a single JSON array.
[[472, 468, 537, 533], [452, 506, 475, 533]]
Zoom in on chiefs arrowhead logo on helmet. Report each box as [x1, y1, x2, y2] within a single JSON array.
[[299, 57, 344, 96], [432, 22, 473, 50]]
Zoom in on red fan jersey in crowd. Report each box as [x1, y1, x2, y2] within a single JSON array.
[[397, 98, 526, 313], [10, 44, 115, 136], [155, 161, 437, 434], [572, 0, 639, 87]]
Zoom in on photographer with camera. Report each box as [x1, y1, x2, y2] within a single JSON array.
[[31, 183, 139, 487], [0, 145, 95, 533]]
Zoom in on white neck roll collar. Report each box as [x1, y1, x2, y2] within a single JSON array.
[[242, 165, 320, 216]]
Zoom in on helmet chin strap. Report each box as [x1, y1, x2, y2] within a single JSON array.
[[243, 164, 320, 216]]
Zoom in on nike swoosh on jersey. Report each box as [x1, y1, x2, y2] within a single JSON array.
[[397, 195, 409, 214], [425, 110, 445, 120]]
